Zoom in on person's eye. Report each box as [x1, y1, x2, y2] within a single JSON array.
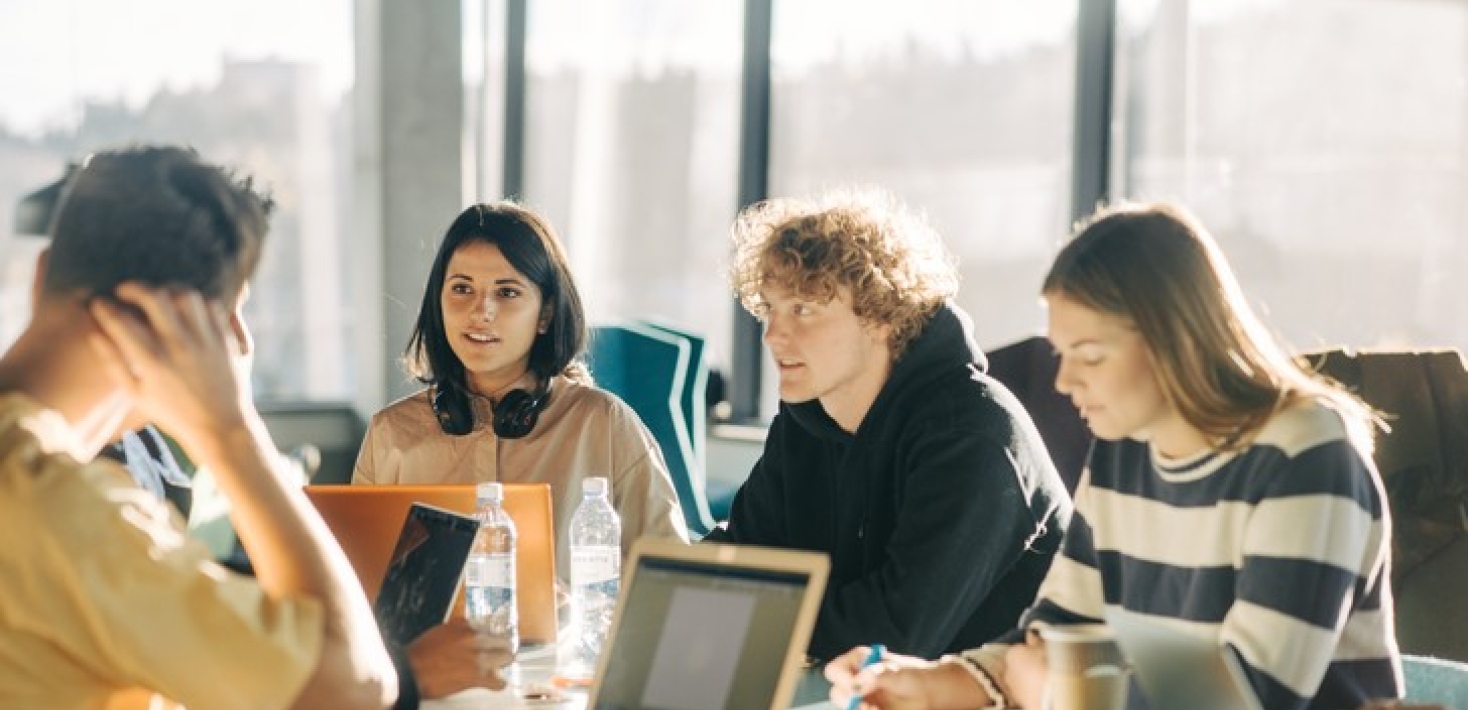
[[793, 303, 813, 316], [450, 282, 473, 295], [497, 287, 522, 299]]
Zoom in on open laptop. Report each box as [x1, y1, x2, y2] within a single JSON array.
[[303, 483, 559, 646], [586, 538, 830, 710], [1104, 608, 1265, 710]]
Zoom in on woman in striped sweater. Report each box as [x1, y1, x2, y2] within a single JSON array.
[[828, 202, 1402, 710]]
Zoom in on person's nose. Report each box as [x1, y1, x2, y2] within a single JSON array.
[[1054, 356, 1076, 396], [762, 313, 786, 348], [471, 294, 496, 322]]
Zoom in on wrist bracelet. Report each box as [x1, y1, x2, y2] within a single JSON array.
[[941, 653, 1007, 709]]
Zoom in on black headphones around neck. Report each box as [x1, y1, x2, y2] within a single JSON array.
[[431, 380, 552, 439]]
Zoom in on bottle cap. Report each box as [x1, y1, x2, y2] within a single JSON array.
[[581, 477, 608, 496], [477, 481, 504, 501]]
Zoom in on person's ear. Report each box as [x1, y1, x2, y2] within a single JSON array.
[[227, 297, 253, 357], [865, 319, 894, 347], [537, 304, 552, 335], [229, 286, 255, 358], [30, 247, 50, 315], [228, 307, 254, 358]]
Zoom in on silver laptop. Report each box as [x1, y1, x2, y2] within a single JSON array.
[[586, 538, 831, 710], [1104, 608, 1265, 710]]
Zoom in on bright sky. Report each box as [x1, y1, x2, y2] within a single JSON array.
[[520, 0, 1077, 74], [774, 0, 1076, 67], [0, 0, 352, 136], [0, 0, 1167, 136]]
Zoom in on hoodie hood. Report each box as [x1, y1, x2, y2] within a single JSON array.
[[786, 301, 987, 442]]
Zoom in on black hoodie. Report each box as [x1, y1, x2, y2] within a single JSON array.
[[705, 303, 1072, 660]]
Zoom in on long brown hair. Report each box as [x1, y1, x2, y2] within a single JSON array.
[[1043, 202, 1375, 450]]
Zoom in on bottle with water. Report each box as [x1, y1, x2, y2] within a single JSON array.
[[465, 482, 518, 663], [569, 476, 621, 675]]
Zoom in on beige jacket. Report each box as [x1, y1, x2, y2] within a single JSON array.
[[353, 375, 690, 578]]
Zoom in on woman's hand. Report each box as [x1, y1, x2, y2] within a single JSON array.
[[826, 646, 997, 710], [1002, 634, 1049, 710], [826, 646, 932, 710]]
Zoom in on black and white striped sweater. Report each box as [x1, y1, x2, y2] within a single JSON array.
[[966, 398, 1402, 710]]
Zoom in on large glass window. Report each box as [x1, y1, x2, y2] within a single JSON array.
[[769, 0, 1079, 361], [0, 0, 355, 400], [1117, 0, 1468, 353], [519, 0, 745, 375]]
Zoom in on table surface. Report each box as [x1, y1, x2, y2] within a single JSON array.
[[420, 655, 836, 710]]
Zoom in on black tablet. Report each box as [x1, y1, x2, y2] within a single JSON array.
[[373, 502, 480, 646]]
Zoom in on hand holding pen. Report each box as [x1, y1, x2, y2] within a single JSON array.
[[827, 644, 910, 710], [844, 644, 886, 710], [826, 643, 985, 710]]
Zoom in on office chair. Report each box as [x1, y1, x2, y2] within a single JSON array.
[[1302, 347, 1468, 663], [637, 320, 739, 523], [985, 335, 1091, 494], [587, 322, 718, 536]]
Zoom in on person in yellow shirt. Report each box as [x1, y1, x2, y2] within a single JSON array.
[[0, 146, 500, 710]]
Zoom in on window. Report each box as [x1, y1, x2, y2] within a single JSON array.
[[1116, 0, 1468, 352], [0, 0, 356, 400], [768, 0, 1079, 412], [519, 0, 745, 375]]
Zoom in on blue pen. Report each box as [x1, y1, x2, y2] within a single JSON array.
[[846, 643, 886, 710]]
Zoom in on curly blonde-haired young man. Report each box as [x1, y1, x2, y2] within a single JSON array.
[[705, 189, 1072, 661]]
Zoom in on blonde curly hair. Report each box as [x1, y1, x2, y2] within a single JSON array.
[[729, 189, 959, 359]]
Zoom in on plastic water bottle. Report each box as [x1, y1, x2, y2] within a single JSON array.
[[569, 476, 621, 675], [465, 482, 519, 660]]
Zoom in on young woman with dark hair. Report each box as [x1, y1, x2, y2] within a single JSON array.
[[353, 202, 689, 576]]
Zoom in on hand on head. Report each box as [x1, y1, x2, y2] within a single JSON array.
[[87, 282, 253, 457], [407, 617, 512, 698]]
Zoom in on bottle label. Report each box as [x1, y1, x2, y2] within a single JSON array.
[[466, 554, 515, 588], [570, 545, 619, 585]]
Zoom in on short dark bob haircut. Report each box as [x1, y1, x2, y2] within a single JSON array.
[[404, 201, 589, 396]]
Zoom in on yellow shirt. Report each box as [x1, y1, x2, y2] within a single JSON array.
[[0, 394, 323, 710], [353, 375, 690, 578]]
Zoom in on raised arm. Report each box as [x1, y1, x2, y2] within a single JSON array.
[[90, 284, 397, 710]]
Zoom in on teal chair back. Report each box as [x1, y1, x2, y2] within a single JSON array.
[[636, 321, 738, 522], [1403, 654, 1468, 708], [588, 323, 717, 536], [639, 321, 708, 478]]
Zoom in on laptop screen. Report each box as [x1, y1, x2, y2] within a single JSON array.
[[591, 544, 827, 710]]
